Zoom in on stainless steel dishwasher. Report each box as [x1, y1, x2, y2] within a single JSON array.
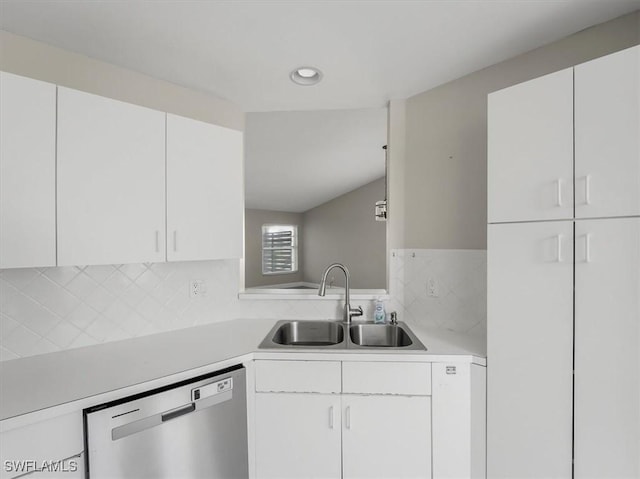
[[84, 364, 248, 478]]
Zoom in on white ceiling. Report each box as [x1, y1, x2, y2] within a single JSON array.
[[0, 1, 638, 112], [2, 0, 637, 211], [245, 108, 387, 212]]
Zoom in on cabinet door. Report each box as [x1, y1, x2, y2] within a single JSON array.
[[342, 395, 431, 479], [575, 46, 640, 218], [57, 87, 165, 265], [254, 393, 341, 479], [487, 221, 573, 479], [166, 114, 243, 262], [488, 68, 574, 223], [574, 218, 640, 478], [0, 72, 56, 268], [432, 363, 486, 479], [0, 411, 83, 479]]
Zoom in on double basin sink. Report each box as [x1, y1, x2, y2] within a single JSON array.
[[258, 320, 426, 351]]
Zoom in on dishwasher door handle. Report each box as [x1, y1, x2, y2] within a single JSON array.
[[162, 403, 195, 422]]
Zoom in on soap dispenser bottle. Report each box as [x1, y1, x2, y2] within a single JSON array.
[[373, 298, 386, 324]]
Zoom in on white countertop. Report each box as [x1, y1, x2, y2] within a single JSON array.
[[0, 318, 485, 423]]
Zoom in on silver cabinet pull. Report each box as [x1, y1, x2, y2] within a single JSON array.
[[584, 174, 592, 205], [155, 230, 160, 253], [555, 178, 563, 207], [584, 233, 592, 263], [345, 406, 351, 430], [173, 230, 178, 252], [329, 406, 334, 429], [556, 234, 563, 263]]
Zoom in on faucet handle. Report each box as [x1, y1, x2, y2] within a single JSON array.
[[350, 306, 363, 318], [390, 311, 398, 325]]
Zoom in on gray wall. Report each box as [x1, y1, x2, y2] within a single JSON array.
[[0, 30, 244, 130], [302, 178, 386, 289], [396, 11, 640, 250], [244, 209, 304, 287]]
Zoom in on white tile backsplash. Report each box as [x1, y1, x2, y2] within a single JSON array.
[[387, 249, 487, 338], [0, 249, 487, 360]]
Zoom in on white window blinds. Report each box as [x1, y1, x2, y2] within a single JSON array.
[[262, 225, 298, 274]]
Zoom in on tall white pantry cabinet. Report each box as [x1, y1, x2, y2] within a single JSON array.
[[487, 45, 640, 479]]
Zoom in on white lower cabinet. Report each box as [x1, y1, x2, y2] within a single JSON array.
[[574, 217, 640, 478], [488, 217, 640, 478], [254, 393, 342, 479], [342, 395, 431, 479], [432, 363, 486, 479], [255, 393, 431, 479], [0, 412, 83, 479], [253, 360, 434, 479], [487, 221, 574, 479]]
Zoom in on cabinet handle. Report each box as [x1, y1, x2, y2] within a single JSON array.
[[584, 233, 592, 263], [584, 175, 592, 205], [556, 234, 563, 263], [329, 406, 334, 429], [555, 178, 563, 207], [173, 230, 177, 252], [345, 406, 351, 430], [155, 231, 160, 253]]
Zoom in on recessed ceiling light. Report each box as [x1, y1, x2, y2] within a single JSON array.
[[290, 66, 323, 86]]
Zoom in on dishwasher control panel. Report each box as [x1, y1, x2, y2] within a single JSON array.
[[191, 377, 233, 401]]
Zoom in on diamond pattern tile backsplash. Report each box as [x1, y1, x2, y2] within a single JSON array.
[[0, 249, 486, 361], [386, 249, 487, 338]]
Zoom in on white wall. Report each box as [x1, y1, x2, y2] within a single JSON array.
[[302, 178, 386, 289], [396, 11, 640, 250], [244, 108, 387, 212], [0, 30, 244, 130]]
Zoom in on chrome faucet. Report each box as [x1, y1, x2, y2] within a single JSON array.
[[318, 263, 363, 323]]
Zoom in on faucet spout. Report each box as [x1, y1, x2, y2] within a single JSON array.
[[318, 263, 363, 323]]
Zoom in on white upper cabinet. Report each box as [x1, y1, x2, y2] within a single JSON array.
[[57, 87, 166, 266], [574, 217, 640, 478], [488, 68, 574, 223], [575, 45, 640, 218], [166, 114, 244, 262], [0, 72, 56, 268]]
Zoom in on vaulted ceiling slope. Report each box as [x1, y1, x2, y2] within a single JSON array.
[[0, 1, 638, 112], [245, 108, 387, 212]]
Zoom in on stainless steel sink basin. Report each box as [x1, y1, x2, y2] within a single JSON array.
[[349, 323, 413, 347], [268, 320, 344, 347], [259, 320, 426, 351]]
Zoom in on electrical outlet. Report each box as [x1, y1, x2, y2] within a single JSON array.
[[427, 278, 439, 297], [190, 279, 206, 298]]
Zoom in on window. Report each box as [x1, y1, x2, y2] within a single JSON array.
[[262, 225, 298, 275]]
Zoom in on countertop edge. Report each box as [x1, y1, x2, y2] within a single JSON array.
[[1, 318, 486, 427]]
